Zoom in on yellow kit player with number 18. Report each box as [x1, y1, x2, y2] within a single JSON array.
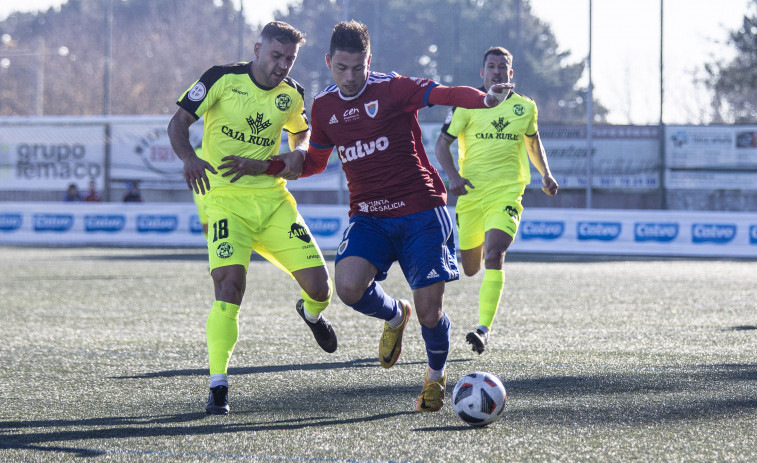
[[168, 21, 337, 415]]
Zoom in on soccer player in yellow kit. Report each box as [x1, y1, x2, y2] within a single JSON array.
[[435, 47, 558, 354], [168, 22, 337, 415]]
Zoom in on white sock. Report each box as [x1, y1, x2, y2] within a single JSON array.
[[387, 301, 404, 328], [303, 308, 321, 323], [210, 374, 228, 388], [427, 366, 445, 382]]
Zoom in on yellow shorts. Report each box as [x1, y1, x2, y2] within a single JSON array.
[[192, 190, 208, 226], [204, 186, 325, 275], [454, 183, 525, 251]]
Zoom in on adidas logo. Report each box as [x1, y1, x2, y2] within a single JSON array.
[[329, 114, 338, 124], [426, 269, 439, 279]]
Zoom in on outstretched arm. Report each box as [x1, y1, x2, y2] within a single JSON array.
[[267, 145, 333, 179], [428, 83, 514, 109]]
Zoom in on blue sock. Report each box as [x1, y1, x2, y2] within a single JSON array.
[[421, 313, 450, 371], [349, 281, 399, 321]]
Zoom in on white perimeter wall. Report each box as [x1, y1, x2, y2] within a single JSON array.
[[1, 202, 755, 258]]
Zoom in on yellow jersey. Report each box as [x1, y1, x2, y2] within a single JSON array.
[[441, 91, 537, 189], [177, 62, 309, 190]]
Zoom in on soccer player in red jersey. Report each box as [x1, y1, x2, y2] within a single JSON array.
[[266, 20, 511, 412]]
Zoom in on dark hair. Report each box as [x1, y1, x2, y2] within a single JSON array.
[[259, 21, 306, 46], [329, 20, 370, 55], [483, 47, 513, 67]]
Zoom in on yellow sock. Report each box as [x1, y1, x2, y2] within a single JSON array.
[[478, 269, 504, 329], [301, 280, 332, 319], [206, 301, 240, 375]]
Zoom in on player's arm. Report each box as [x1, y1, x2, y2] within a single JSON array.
[[168, 107, 218, 194], [435, 132, 474, 196], [269, 129, 309, 180], [525, 131, 558, 196], [428, 83, 514, 109]]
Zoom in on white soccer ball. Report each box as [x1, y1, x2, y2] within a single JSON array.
[[452, 371, 507, 426]]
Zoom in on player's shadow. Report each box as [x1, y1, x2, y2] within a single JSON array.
[[0, 409, 416, 455], [723, 325, 757, 331], [415, 362, 757, 431], [112, 357, 470, 379]]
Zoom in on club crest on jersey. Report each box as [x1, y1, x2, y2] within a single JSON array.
[[513, 104, 525, 116], [364, 100, 379, 118], [275, 93, 292, 111]]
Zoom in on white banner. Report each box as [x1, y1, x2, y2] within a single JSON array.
[[1, 203, 755, 258], [419, 123, 661, 190], [665, 125, 757, 190], [0, 123, 105, 190], [0, 202, 349, 250], [509, 208, 757, 258]]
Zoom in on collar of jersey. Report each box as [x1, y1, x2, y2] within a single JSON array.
[[481, 85, 515, 101], [249, 63, 278, 91], [338, 76, 370, 101]]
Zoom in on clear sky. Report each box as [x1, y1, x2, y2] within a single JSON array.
[[0, 0, 751, 124]]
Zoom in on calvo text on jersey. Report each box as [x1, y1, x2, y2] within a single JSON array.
[[336, 136, 389, 163]]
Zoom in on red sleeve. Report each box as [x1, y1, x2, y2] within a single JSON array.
[[264, 160, 284, 175], [427, 85, 487, 109], [300, 145, 333, 178], [262, 145, 331, 178]]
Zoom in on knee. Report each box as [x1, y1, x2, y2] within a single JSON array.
[[213, 272, 245, 303], [306, 280, 332, 302], [416, 307, 442, 328], [462, 264, 479, 278], [335, 277, 366, 306], [483, 250, 505, 270]]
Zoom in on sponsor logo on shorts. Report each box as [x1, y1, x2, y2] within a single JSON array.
[[34, 214, 74, 232], [750, 225, 757, 245], [691, 223, 736, 244], [137, 215, 178, 233], [84, 215, 126, 233], [426, 269, 440, 279], [577, 222, 622, 241], [305, 217, 340, 236], [275, 93, 292, 111], [504, 206, 520, 221], [520, 221, 564, 240], [634, 222, 678, 242], [337, 239, 348, 255], [289, 223, 312, 243], [0, 213, 23, 232], [216, 242, 233, 258]]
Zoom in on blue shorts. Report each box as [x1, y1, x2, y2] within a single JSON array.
[[335, 206, 459, 290]]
